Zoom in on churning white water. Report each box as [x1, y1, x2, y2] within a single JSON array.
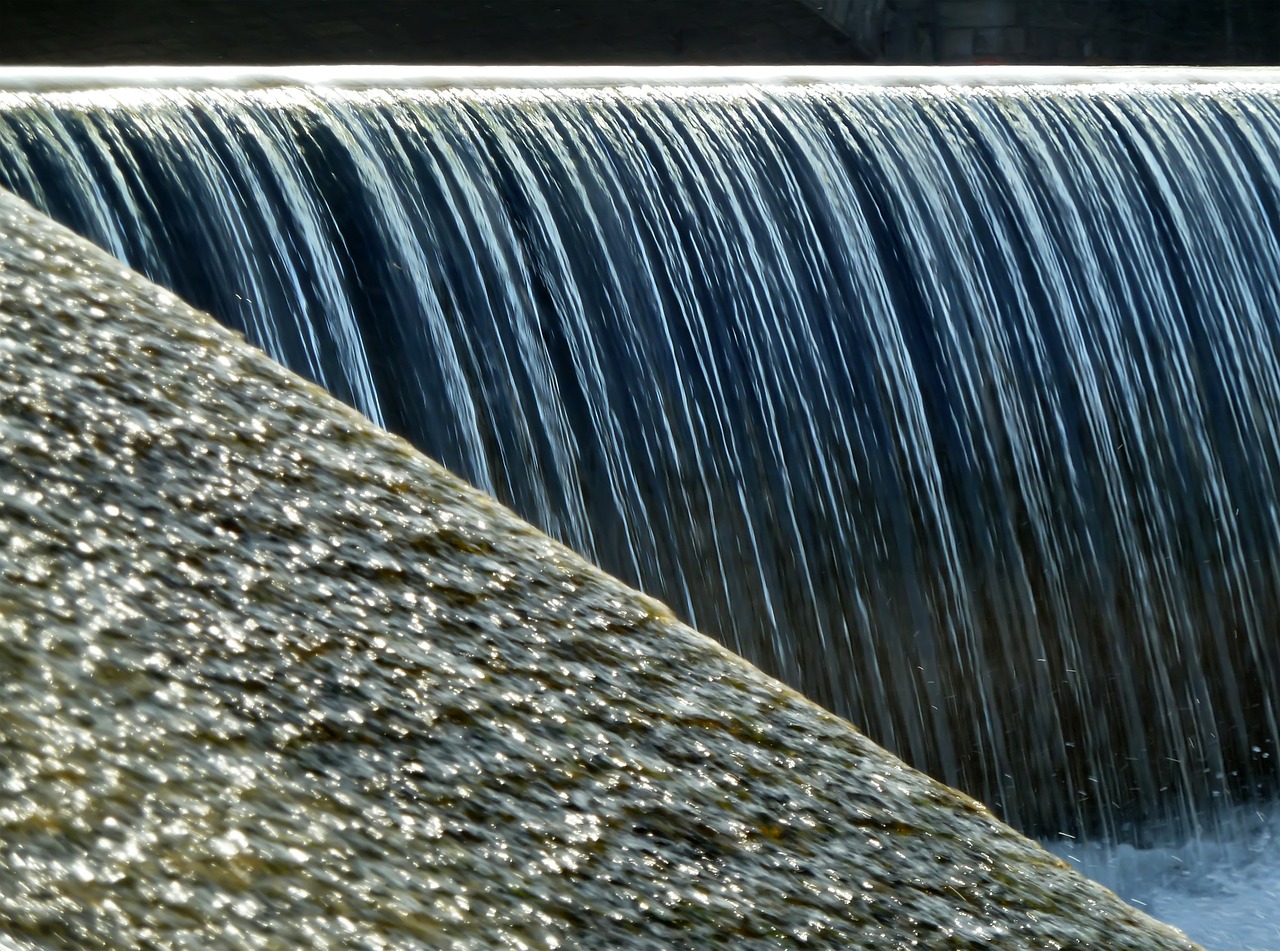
[[1055, 804, 1280, 949]]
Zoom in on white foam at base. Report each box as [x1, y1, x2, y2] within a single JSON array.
[[1053, 805, 1280, 949], [2, 65, 1280, 91]]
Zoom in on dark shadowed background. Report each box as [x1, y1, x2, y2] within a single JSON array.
[[1, 0, 1278, 67], [0, 0, 871, 66]]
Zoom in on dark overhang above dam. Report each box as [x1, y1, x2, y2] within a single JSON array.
[[0, 0, 876, 67], [4, 0, 1275, 68]]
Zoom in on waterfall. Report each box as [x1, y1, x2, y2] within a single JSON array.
[[5, 69, 1280, 839]]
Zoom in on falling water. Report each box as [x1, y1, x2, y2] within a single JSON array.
[[3, 70, 1280, 846]]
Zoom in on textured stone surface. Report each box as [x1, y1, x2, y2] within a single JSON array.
[[0, 188, 1200, 948]]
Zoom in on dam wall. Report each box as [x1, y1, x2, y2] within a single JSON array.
[[0, 0, 873, 66], [885, 0, 1280, 65], [1, 0, 1276, 67]]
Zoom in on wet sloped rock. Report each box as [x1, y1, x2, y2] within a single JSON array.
[[0, 189, 1198, 949]]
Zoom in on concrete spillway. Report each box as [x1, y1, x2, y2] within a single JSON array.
[[0, 189, 1197, 947]]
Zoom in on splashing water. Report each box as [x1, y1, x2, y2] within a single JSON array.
[[1054, 802, 1280, 949], [2, 73, 1279, 849]]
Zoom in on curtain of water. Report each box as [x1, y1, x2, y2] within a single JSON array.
[[3, 81, 1279, 838]]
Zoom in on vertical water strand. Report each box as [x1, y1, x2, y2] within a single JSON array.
[[708, 87, 932, 762], [810, 87, 1032, 816], [618, 86, 897, 699], [513, 86, 772, 647], [583, 87, 769, 649], [535, 88, 711, 623], [706, 87, 872, 698], [698, 86, 878, 705], [612, 88, 808, 682], [1037, 86, 1265, 829], [733, 86, 978, 778], [271, 88, 506, 505], [962, 84, 1280, 829], [934, 87, 1151, 831], [1010, 89, 1184, 823], [1216, 91, 1280, 782], [466, 88, 658, 581], [191, 90, 385, 426], [404, 88, 592, 532], [522, 86, 769, 615], [808, 83, 1280, 831], [93, 97, 298, 367], [885, 86, 1141, 829], [1118, 87, 1280, 810], [0, 94, 133, 263]]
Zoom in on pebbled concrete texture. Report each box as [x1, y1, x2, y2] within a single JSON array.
[[0, 186, 1203, 948]]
